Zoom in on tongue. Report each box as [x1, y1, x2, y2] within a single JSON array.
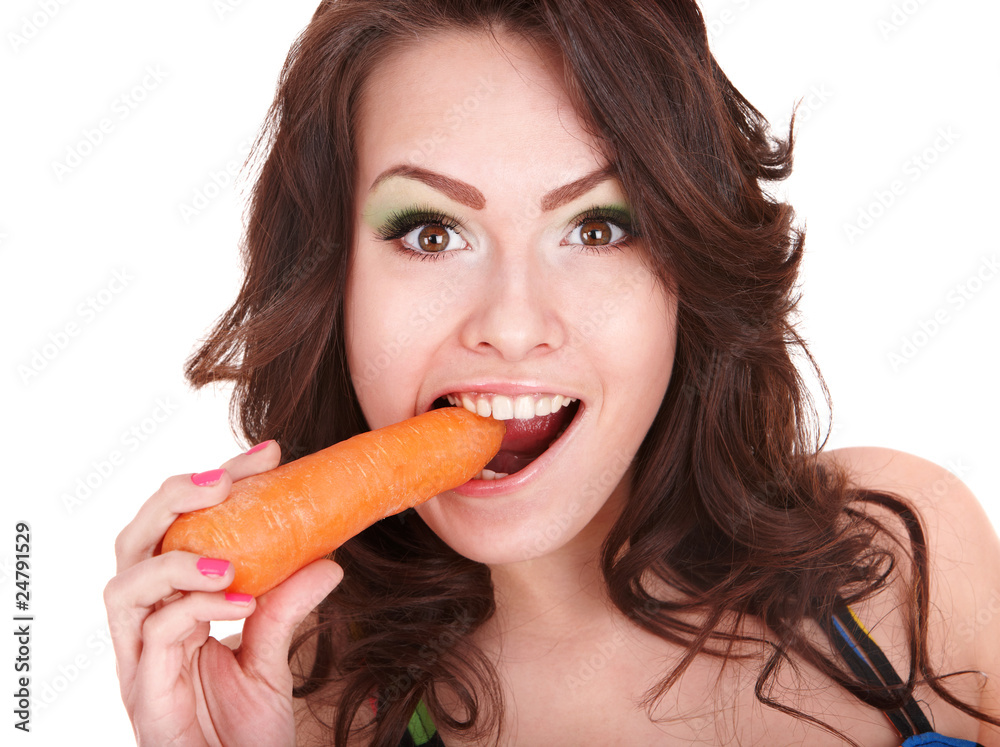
[[485, 406, 573, 475]]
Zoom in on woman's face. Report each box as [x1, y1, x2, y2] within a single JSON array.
[[344, 29, 677, 566]]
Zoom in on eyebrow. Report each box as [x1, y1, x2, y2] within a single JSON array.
[[368, 164, 617, 212]]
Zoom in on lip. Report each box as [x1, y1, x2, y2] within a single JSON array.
[[448, 397, 586, 498]]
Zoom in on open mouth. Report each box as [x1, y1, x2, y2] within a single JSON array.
[[431, 392, 582, 480]]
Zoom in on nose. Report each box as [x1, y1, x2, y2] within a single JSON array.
[[458, 249, 566, 362]]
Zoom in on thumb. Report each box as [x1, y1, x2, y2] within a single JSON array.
[[237, 558, 343, 683]]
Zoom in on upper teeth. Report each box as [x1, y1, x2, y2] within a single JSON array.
[[445, 392, 576, 420]]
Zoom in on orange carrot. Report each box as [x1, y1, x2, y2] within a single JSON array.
[[161, 407, 504, 596]]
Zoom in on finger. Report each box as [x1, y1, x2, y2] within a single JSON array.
[[115, 440, 282, 573], [218, 438, 282, 482], [115, 470, 235, 572], [105, 551, 238, 694], [239, 559, 344, 684], [132, 590, 257, 701]]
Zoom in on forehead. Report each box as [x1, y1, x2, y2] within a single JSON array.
[[353, 29, 611, 198]]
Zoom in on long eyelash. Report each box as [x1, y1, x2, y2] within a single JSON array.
[[374, 206, 462, 243], [574, 206, 635, 233], [373, 206, 463, 262]]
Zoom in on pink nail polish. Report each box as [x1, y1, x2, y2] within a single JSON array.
[[225, 592, 253, 605], [197, 557, 230, 578], [191, 468, 225, 487], [245, 440, 272, 455]]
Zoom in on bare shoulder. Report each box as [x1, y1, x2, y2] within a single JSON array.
[[821, 446, 1000, 739], [821, 446, 998, 559], [820, 446, 1000, 589]]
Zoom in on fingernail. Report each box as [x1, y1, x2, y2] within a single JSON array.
[[191, 468, 225, 487], [245, 440, 272, 455], [197, 557, 231, 578], [225, 592, 253, 605]]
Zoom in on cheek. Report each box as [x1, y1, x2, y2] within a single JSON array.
[[344, 253, 462, 420], [343, 255, 417, 417], [346, 291, 414, 385], [581, 269, 677, 375]]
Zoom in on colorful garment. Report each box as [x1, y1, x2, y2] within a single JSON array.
[[827, 603, 982, 747], [398, 698, 445, 747]]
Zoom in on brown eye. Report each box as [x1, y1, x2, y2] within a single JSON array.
[[565, 210, 631, 250], [417, 225, 450, 252], [579, 220, 613, 246]]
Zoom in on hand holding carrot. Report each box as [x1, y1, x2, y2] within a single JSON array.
[[104, 441, 343, 747], [105, 408, 503, 744], [162, 407, 506, 596]]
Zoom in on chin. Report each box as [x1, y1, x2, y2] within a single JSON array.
[[414, 481, 604, 567], [421, 522, 572, 566]]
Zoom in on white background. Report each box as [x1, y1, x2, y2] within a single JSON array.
[[1, 0, 997, 744]]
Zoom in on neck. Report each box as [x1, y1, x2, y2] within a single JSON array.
[[477, 479, 629, 650]]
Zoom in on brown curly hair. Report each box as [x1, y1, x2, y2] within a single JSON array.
[[184, 1, 998, 744]]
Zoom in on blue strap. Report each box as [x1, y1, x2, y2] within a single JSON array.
[[830, 604, 983, 747], [901, 732, 982, 746], [828, 607, 929, 736]]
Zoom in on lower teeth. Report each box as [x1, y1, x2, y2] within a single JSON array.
[[476, 468, 509, 481]]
